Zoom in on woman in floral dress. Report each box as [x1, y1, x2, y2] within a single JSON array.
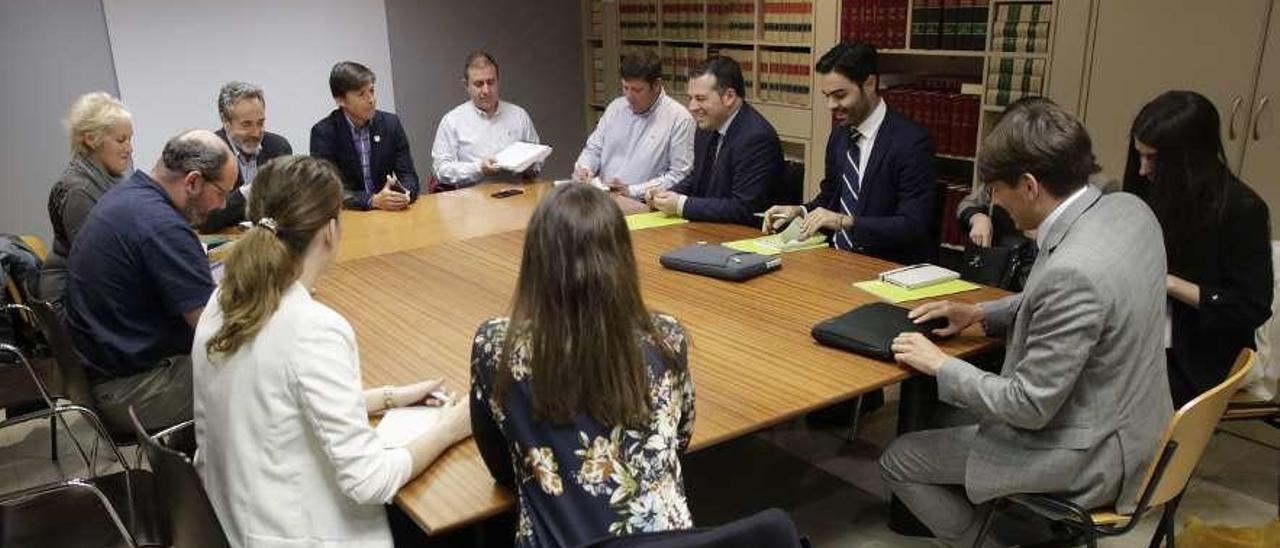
[[470, 183, 696, 547]]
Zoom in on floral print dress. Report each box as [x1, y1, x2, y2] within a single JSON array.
[[470, 315, 696, 547]]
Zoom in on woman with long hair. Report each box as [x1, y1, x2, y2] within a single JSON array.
[[1125, 90, 1273, 406], [40, 92, 134, 304], [192, 156, 470, 547], [471, 183, 696, 547]]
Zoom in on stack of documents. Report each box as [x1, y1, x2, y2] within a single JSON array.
[[494, 142, 553, 172]]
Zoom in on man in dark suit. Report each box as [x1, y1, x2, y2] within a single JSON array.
[[310, 61, 420, 211], [648, 56, 784, 227], [201, 81, 293, 232], [763, 42, 937, 265]]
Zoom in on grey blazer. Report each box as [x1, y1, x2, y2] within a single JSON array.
[[937, 185, 1174, 513]]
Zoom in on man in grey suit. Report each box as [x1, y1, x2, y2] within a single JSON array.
[[881, 101, 1173, 547]]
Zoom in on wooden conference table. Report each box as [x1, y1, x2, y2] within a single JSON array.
[[311, 180, 1006, 535]]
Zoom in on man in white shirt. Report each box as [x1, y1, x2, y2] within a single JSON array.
[[432, 51, 541, 189], [573, 50, 694, 200]]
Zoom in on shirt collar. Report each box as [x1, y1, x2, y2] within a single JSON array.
[[1036, 184, 1090, 249], [853, 98, 887, 144], [471, 100, 502, 119], [634, 89, 665, 117], [344, 111, 371, 132], [717, 103, 743, 137]]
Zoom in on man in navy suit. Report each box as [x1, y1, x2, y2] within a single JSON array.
[[648, 56, 784, 226], [310, 61, 420, 211], [763, 42, 937, 265], [200, 81, 294, 232]]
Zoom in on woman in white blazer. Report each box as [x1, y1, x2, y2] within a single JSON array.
[[191, 155, 470, 548]]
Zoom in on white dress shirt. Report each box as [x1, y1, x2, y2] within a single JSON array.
[[574, 90, 695, 198], [193, 283, 412, 548], [852, 97, 887, 174], [431, 100, 540, 187]]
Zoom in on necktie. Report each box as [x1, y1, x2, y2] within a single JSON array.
[[834, 128, 862, 251], [700, 131, 722, 186]]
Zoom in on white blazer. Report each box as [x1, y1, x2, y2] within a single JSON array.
[[192, 283, 412, 548]]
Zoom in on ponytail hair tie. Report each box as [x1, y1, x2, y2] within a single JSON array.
[[256, 217, 279, 235]]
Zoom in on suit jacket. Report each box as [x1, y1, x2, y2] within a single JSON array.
[[1131, 177, 1273, 405], [309, 109, 420, 210], [200, 129, 293, 232], [937, 186, 1173, 513], [192, 283, 410, 546], [805, 109, 937, 264], [670, 103, 784, 226]]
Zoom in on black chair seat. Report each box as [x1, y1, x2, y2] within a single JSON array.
[[0, 469, 162, 548]]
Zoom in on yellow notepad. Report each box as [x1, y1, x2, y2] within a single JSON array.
[[625, 211, 689, 231], [853, 279, 981, 303], [723, 234, 828, 255]]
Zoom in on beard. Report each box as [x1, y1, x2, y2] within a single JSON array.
[[233, 135, 262, 155]]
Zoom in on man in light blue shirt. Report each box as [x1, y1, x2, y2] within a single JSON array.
[[573, 50, 694, 200]]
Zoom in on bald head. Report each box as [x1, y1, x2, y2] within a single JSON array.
[[150, 129, 238, 226]]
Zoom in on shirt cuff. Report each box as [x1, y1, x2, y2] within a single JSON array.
[[385, 446, 414, 502], [677, 194, 688, 217]]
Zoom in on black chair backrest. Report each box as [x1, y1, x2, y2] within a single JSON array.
[[578, 508, 806, 548], [26, 300, 94, 407], [128, 408, 231, 548]]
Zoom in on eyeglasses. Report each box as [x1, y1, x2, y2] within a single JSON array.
[[202, 175, 234, 200]]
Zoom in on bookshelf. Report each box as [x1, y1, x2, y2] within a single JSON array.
[[838, 0, 1059, 250], [582, 0, 840, 198], [578, 0, 1061, 242]]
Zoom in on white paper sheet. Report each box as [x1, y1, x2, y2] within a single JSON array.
[[375, 406, 443, 448]]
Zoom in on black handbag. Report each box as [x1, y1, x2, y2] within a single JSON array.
[[659, 242, 781, 281], [960, 240, 1036, 291], [811, 302, 945, 360]]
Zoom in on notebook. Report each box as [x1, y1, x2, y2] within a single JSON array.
[[878, 264, 961, 290]]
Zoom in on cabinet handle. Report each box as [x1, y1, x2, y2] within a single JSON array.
[[1228, 95, 1244, 141], [1253, 95, 1271, 141]]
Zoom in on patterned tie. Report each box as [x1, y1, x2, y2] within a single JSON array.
[[834, 127, 862, 251]]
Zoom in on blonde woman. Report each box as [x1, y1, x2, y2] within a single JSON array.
[[192, 156, 470, 547], [40, 92, 133, 304]]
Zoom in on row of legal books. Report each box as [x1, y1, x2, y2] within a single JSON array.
[[840, 0, 909, 50], [589, 0, 604, 37], [657, 46, 705, 96], [661, 0, 705, 40], [707, 0, 757, 41], [984, 57, 1045, 106], [590, 46, 607, 104], [620, 0, 660, 39], [712, 47, 756, 99], [758, 50, 811, 106], [761, 2, 814, 44], [938, 179, 974, 247], [910, 0, 990, 51], [990, 2, 1051, 52], [882, 80, 981, 158]]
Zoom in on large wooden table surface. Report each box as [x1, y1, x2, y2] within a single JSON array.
[[314, 181, 1006, 534]]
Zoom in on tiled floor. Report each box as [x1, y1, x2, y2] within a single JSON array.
[[2, 387, 1277, 547]]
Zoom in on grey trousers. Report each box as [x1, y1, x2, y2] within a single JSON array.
[[90, 355, 193, 437], [880, 425, 997, 548]]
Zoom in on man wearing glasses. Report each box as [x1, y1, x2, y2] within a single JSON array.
[[65, 129, 237, 436]]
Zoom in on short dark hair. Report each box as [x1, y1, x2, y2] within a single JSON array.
[[463, 51, 499, 81], [620, 50, 663, 84], [689, 56, 745, 98], [978, 101, 1096, 198], [162, 131, 229, 183], [815, 41, 878, 86], [329, 61, 375, 98]]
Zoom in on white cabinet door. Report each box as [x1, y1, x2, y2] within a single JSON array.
[[1083, 0, 1270, 182], [1241, 5, 1280, 230]]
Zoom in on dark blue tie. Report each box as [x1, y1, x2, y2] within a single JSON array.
[[834, 128, 862, 251]]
